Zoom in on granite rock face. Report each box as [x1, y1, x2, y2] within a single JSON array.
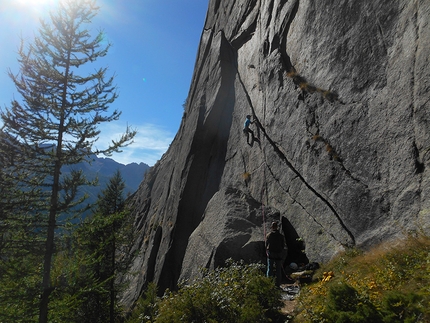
[[121, 0, 430, 307]]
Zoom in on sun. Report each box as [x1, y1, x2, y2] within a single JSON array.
[[14, 0, 60, 12], [15, 0, 57, 5], [12, 0, 58, 8], [11, 0, 60, 19]]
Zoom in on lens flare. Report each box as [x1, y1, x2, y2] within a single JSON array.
[[10, 0, 59, 23], [15, 0, 58, 9]]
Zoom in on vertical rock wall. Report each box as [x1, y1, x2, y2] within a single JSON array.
[[121, 0, 430, 308]]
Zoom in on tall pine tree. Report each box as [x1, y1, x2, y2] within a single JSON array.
[[0, 1, 135, 322], [95, 169, 126, 323]]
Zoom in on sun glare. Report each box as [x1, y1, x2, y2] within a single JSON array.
[[9, 0, 60, 23], [15, 0, 57, 5], [13, 0, 60, 14]]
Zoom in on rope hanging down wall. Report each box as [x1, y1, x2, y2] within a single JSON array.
[[234, 57, 355, 247]]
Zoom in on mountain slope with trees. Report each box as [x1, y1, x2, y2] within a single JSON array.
[[63, 155, 150, 209]]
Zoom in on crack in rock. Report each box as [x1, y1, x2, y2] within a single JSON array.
[[264, 158, 351, 246], [235, 64, 355, 246]]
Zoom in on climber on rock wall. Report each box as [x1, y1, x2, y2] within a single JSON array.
[[243, 114, 259, 146]]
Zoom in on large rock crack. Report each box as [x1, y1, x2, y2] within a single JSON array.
[[236, 66, 355, 247]]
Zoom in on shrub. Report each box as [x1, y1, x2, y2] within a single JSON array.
[[381, 291, 424, 323], [324, 283, 382, 323], [126, 282, 159, 323], [153, 260, 285, 323], [294, 235, 430, 323]]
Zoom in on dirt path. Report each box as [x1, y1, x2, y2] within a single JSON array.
[[281, 299, 297, 315], [280, 284, 300, 316]]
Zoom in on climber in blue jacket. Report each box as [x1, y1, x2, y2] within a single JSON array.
[[243, 115, 256, 145]]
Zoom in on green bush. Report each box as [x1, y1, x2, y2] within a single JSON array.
[[128, 259, 286, 323], [155, 260, 284, 323], [327, 283, 360, 312], [324, 283, 382, 323], [381, 291, 423, 323], [127, 282, 159, 323]]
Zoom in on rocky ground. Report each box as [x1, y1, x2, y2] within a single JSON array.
[[280, 283, 300, 316]]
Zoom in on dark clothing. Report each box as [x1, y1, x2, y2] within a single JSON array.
[[267, 258, 283, 287], [266, 230, 286, 258], [266, 229, 287, 286], [243, 127, 255, 145]]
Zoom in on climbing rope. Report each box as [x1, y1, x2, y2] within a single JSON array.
[[261, 175, 268, 256], [261, 136, 269, 256]]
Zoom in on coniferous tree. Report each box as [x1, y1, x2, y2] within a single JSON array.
[[0, 131, 45, 322], [95, 169, 126, 323], [69, 170, 131, 323], [96, 169, 126, 216], [0, 1, 135, 322]]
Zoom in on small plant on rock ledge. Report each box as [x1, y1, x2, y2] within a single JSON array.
[[285, 70, 339, 102], [242, 171, 251, 182]]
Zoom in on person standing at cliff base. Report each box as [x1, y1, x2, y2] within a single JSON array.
[[266, 221, 287, 287]]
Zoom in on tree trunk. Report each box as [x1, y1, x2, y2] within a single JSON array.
[[38, 158, 62, 323], [39, 48, 70, 323], [109, 230, 115, 323]]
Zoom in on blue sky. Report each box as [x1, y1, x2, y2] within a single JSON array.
[[0, 0, 209, 166]]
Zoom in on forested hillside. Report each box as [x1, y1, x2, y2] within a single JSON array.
[[64, 155, 149, 209]]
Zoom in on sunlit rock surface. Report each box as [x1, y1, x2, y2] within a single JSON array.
[[121, 0, 430, 308]]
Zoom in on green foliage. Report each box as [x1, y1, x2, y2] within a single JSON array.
[[0, 254, 41, 322], [51, 170, 135, 323], [0, 0, 135, 321], [136, 260, 286, 323], [381, 291, 424, 323], [96, 169, 126, 215], [324, 283, 381, 323], [48, 246, 114, 323], [0, 156, 46, 323], [127, 282, 159, 323], [0, 130, 47, 322], [294, 235, 430, 323]]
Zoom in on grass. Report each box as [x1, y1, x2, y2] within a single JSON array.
[[293, 234, 430, 322]]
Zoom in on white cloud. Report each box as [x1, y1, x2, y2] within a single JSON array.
[[96, 122, 174, 166]]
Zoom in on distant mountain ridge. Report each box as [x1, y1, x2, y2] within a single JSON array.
[[80, 156, 149, 195], [63, 155, 150, 210], [34, 143, 149, 210]]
